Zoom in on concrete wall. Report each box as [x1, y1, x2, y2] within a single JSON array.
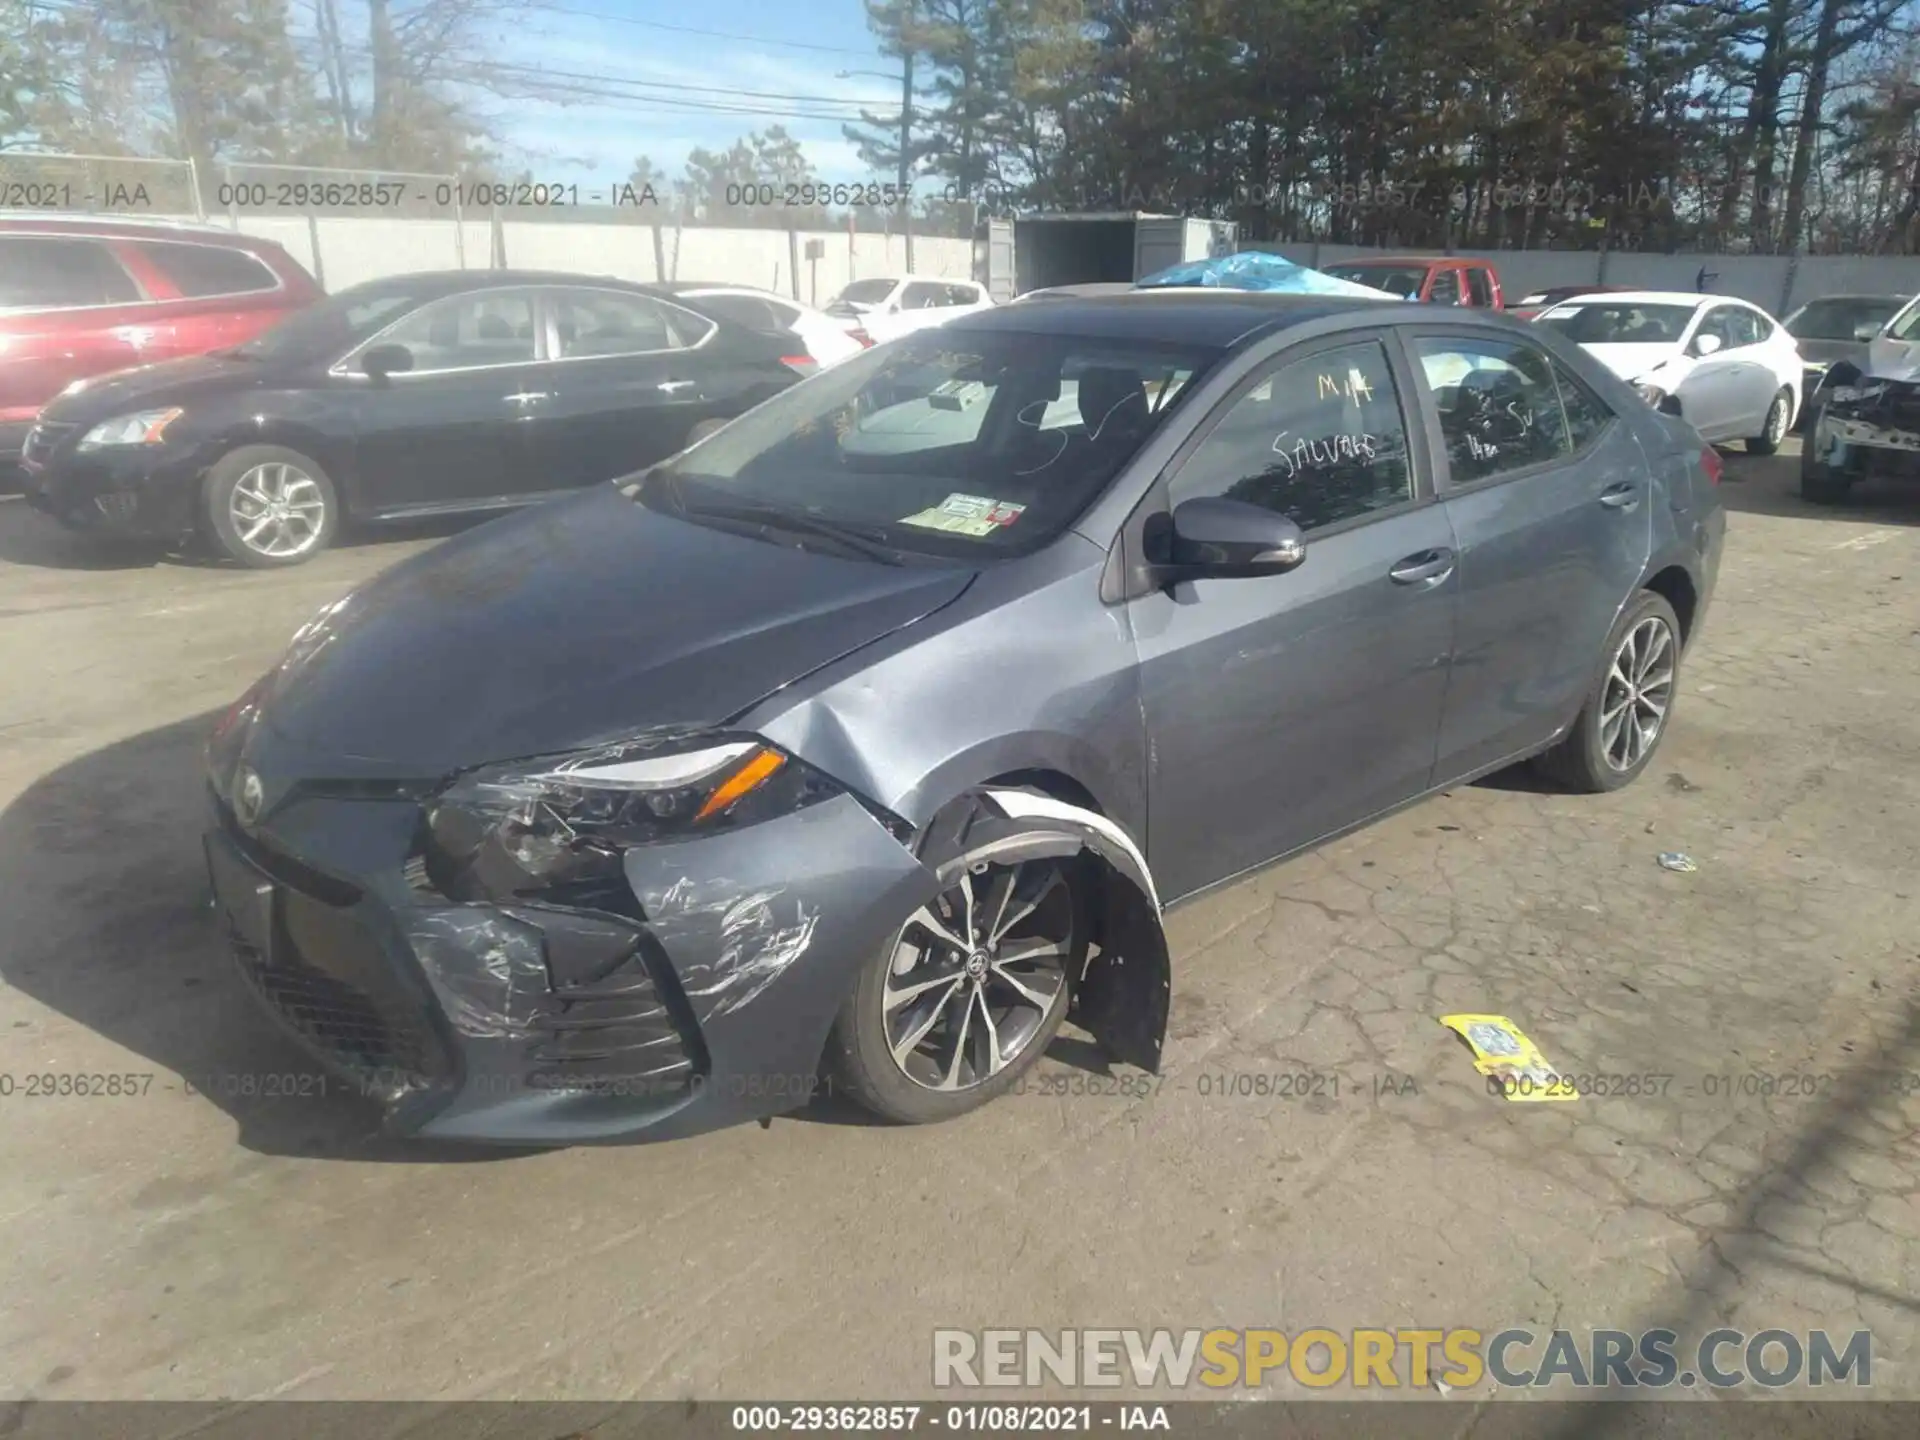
[[1248, 240, 1920, 316], [210, 212, 974, 304]]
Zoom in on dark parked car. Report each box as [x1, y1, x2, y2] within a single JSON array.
[[20, 270, 811, 566], [203, 292, 1722, 1144], [0, 213, 321, 466], [1782, 292, 1914, 427]]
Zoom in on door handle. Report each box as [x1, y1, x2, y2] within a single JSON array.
[[1599, 482, 1640, 509], [504, 390, 551, 404], [1389, 548, 1455, 585]]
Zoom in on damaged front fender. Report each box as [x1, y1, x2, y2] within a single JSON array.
[[945, 787, 1170, 1074]]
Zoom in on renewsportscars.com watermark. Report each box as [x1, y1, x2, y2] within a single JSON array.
[[933, 1328, 1873, 1391]]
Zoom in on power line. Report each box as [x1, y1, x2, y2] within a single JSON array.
[[533, 3, 879, 58]]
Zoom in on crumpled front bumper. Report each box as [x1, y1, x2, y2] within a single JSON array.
[[1809, 382, 1920, 476], [203, 776, 941, 1145]]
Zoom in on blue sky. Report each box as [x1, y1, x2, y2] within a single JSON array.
[[448, 0, 901, 185]]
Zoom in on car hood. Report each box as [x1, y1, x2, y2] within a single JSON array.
[[254, 484, 977, 774], [40, 352, 288, 422], [1579, 343, 1684, 380], [1794, 338, 1868, 368], [1867, 336, 1920, 382]]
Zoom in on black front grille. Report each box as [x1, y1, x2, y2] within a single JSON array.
[[214, 792, 363, 906], [225, 886, 449, 1098], [22, 420, 78, 467]]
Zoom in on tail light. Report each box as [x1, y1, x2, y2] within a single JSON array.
[[1699, 445, 1722, 485], [780, 355, 819, 377], [848, 328, 873, 348]]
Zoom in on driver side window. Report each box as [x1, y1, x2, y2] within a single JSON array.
[[373, 290, 539, 372], [1693, 307, 1739, 354]]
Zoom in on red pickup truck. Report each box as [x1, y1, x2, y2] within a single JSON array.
[[1323, 255, 1504, 309]]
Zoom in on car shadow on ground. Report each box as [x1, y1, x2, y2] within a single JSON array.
[[0, 496, 496, 573], [0, 711, 543, 1163], [1718, 449, 1920, 527]]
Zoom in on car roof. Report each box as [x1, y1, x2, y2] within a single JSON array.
[[338, 269, 679, 300], [1332, 255, 1472, 266], [946, 290, 1398, 348], [0, 212, 285, 249], [1563, 290, 1722, 307], [1793, 292, 1915, 303]]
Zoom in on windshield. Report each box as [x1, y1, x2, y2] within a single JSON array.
[[1886, 299, 1920, 342], [645, 330, 1220, 559], [228, 277, 442, 360], [1324, 265, 1425, 298], [1785, 297, 1907, 342], [1537, 302, 1696, 344]]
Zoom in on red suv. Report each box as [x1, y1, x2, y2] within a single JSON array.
[[1323, 256, 1505, 309], [0, 215, 321, 465]]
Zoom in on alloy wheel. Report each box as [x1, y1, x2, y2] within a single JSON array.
[[1600, 615, 1675, 772], [883, 858, 1075, 1092], [229, 462, 327, 560], [1767, 395, 1789, 445]]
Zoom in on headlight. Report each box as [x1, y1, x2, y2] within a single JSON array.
[[423, 736, 840, 903], [77, 407, 184, 449]]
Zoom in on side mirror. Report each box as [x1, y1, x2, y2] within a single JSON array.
[[1165, 497, 1307, 579], [1691, 333, 1723, 357], [361, 343, 414, 380], [1854, 321, 1883, 341]]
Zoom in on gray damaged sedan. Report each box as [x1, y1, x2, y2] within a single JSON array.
[[203, 292, 1724, 1144]]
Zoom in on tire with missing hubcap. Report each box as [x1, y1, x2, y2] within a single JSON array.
[[204, 444, 339, 568], [1537, 590, 1682, 793], [824, 821, 1089, 1124]]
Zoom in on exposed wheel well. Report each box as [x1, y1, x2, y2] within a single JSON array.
[[1644, 565, 1697, 647], [981, 768, 1106, 817]]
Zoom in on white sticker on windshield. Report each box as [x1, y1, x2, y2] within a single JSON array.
[[899, 492, 1027, 537]]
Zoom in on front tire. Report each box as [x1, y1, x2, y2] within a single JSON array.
[[1745, 388, 1792, 455], [1537, 590, 1682, 793], [204, 445, 338, 568], [824, 818, 1089, 1125]]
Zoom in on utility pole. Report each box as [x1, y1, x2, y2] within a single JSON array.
[[898, 49, 915, 272]]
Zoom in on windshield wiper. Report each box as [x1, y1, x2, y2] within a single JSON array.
[[676, 496, 908, 565]]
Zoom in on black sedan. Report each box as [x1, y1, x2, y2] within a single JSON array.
[[19, 271, 813, 567]]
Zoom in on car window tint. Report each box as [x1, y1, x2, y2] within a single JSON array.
[[1552, 362, 1613, 451], [1696, 307, 1741, 349], [946, 283, 980, 306], [1466, 268, 1493, 306], [134, 240, 277, 298], [1428, 269, 1462, 304], [1171, 340, 1413, 532], [0, 236, 141, 309], [691, 292, 785, 332], [1736, 309, 1771, 345], [902, 282, 947, 309], [552, 290, 704, 356], [378, 290, 539, 370], [1415, 336, 1572, 482]]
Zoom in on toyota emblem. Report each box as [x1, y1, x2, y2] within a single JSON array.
[[234, 767, 265, 826]]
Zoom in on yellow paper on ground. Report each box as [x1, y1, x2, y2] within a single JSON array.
[[1439, 1013, 1578, 1102]]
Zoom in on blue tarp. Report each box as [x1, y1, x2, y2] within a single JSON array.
[[1134, 251, 1397, 299]]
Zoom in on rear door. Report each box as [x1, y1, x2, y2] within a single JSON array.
[[1132, 333, 1459, 898], [532, 286, 730, 486], [340, 286, 547, 511], [118, 237, 298, 356], [1407, 330, 1652, 777], [0, 234, 152, 424]]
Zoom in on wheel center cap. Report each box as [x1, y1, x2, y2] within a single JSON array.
[[965, 951, 989, 980]]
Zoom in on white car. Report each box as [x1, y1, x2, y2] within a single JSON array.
[[1535, 290, 1803, 452], [823, 276, 995, 346], [664, 284, 864, 368]]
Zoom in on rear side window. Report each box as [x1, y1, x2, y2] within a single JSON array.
[[1414, 335, 1572, 483], [691, 292, 789, 333], [1171, 339, 1413, 533], [1552, 362, 1614, 451], [1465, 268, 1494, 306], [551, 289, 709, 356], [134, 240, 278, 298], [0, 236, 141, 309], [902, 282, 949, 309], [1428, 269, 1463, 305], [945, 283, 982, 306]]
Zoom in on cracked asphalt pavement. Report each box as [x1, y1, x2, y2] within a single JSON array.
[[1, 441, 1917, 1410]]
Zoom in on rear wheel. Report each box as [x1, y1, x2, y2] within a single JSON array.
[[204, 445, 338, 568], [1745, 388, 1792, 455], [824, 826, 1087, 1124], [1537, 590, 1681, 793]]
